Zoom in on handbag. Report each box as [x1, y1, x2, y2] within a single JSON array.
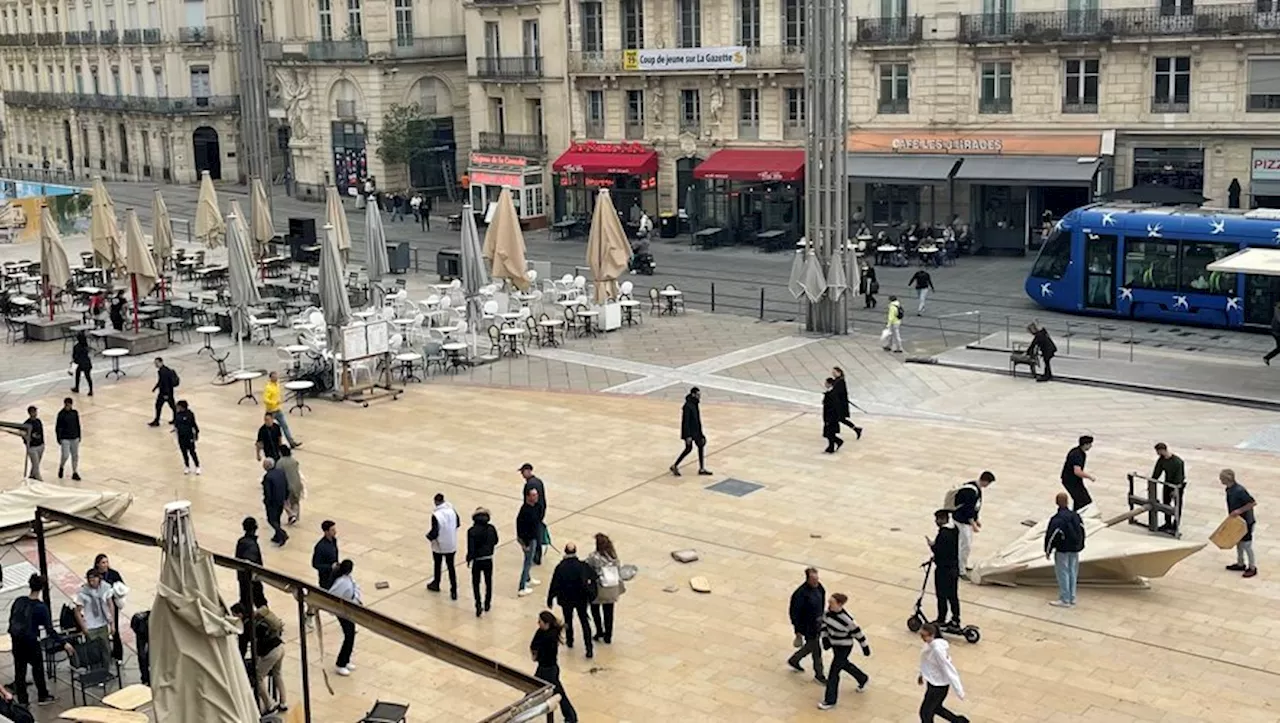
[[618, 564, 638, 581], [599, 563, 621, 589], [880, 327, 892, 345]]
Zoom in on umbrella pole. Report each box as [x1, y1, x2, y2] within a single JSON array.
[[44, 275, 53, 321], [295, 589, 314, 723], [130, 274, 139, 333]]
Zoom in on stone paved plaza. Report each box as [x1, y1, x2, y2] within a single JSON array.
[[0, 299, 1276, 721]]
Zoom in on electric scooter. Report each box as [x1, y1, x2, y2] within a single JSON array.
[[906, 559, 981, 644]]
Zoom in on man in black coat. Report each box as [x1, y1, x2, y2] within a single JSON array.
[[235, 517, 267, 606], [1028, 323, 1058, 382], [519, 463, 547, 565], [148, 358, 179, 427], [929, 509, 962, 628], [786, 567, 827, 684], [261, 459, 289, 546], [670, 387, 712, 477], [821, 378, 843, 454], [546, 542, 598, 658]]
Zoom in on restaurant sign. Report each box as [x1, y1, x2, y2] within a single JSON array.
[[470, 152, 527, 170], [891, 137, 1004, 153], [622, 47, 746, 72], [1251, 149, 1280, 182]]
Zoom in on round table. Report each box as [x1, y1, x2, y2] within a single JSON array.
[[442, 341, 468, 371], [619, 298, 642, 326], [499, 327, 526, 356], [537, 318, 564, 347], [395, 351, 423, 381], [577, 309, 600, 336], [659, 289, 683, 316], [352, 309, 378, 320], [102, 348, 129, 379], [232, 370, 264, 405], [251, 317, 278, 345], [195, 325, 221, 356], [284, 379, 315, 414]]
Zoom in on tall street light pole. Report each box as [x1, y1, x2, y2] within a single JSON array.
[[235, 0, 272, 199]]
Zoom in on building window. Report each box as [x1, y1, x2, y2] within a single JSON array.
[[580, 1, 602, 53], [1247, 58, 1280, 112], [680, 88, 700, 131], [868, 184, 919, 226], [488, 97, 505, 135], [785, 87, 805, 126], [738, 87, 759, 139], [110, 65, 120, 96], [74, 64, 84, 94], [783, 0, 804, 47], [522, 19, 539, 57], [1132, 147, 1204, 192], [153, 65, 165, 96], [878, 63, 909, 114], [1159, 0, 1193, 16], [677, 0, 700, 48], [318, 0, 332, 41], [1153, 56, 1190, 113], [625, 89, 644, 139], [980, 0, 1013, 35], [133, 65, 142, 95], [189, 64, 210, 101], [585, 89, 604, 137], [621, 0, 643, 49], [1063, 58, 1099, 113], [346, 0, 361, 38], [393, 0, 412, 45], [483, 21, 499, 56], [979, 60, 1012, 114], [738, 0, 760, 48]]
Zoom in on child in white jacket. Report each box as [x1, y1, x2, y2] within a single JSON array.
[[917, 622, 967, 722]]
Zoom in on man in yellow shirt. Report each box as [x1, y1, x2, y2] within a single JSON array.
[[263, 371, 301, 448]]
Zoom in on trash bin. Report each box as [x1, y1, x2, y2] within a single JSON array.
[[436, 248, 461, 281], [387, 242, 410, 273], [659, 212, 678, 238]]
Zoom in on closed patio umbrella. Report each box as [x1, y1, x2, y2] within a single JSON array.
[[483, 187, 529, 291], [787, 240, 805, 299], [585, 188, 632, 303], [798, 245, 828, 304], [89, 176, 124, 273], [38, 205, 72, 321], [459, 203, 489, 355], [826, 249, 848, 301], [151, 189, 174, 298], [225, 210, 260, 372], [150, 501, 259, 723], [124, 208, 159, 333], [326, 185, 352, 266], [249, 177, 274, 262], [318, 222, 352, 353], [365, 200, 391, 307], [195, 171, 225, 249]]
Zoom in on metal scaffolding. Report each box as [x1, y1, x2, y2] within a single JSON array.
[[235, 0, 272, 197], [804, 0, 851, 334]]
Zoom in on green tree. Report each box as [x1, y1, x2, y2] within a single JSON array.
[[375, 103, 437, 189]]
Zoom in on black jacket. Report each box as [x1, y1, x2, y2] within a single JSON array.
[[55, 408, 81, 441], [515, 503, 541, 545], [235, 533, 263, 565], [1031, 328, 1058, 360], [261, 468, 288, 509], [1045, 507, 1086, 555], [931, 525, 961, 572], [680, 393, 704, 439], [831, 377, 853, 420], [465, 511, 499, 562], [951, 482, 982, 525], [173, 409, 199, 442], [72, 340, 92, 369], [546, 556, 598, 608], [788, 582, 826, 637], [822, 388, 841, 425], [522, 476, 547, 519], [312, 537, 340, 588], [154, 365, 178, 395]]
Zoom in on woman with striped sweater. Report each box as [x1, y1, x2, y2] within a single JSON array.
[[817, 592, 871, 710]]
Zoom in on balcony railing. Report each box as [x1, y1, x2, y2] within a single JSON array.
[[36, 31, 61, 45], [307, 39, 368, 61], [979, 97, 1013, 114], [472, 0, 541, 4], [386, 35, 466, 59], [1248, 93, 1280, 111], [855, 16, 924, 44], [1062, 98, 1098, 114], [959, 4, 1280, 43], [179, 26, 215, 44], [878, 97, 910, 114], [475, 56, 543, 80], [1, 91, 240, 114], [477, 131, 547, 157], [1151, 97, 1190, 113], [98, 29, 118, 44], [143, 28, 161, 44], [122, 28, 142, 44], [64, 30, 94, 45]]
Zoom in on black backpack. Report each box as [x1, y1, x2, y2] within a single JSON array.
[[171, 368, 181, 388], [7, 597, 33, 637]]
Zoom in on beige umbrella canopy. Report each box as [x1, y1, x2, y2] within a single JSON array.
[[39, 206, 72, 320], [585, 188, 633, 302], [195, 170, 225, 249], [124, 208, 159, 332], [228, 200, 251, 249], [151, 188, 174, 270], [89, 177, 124, 272], [482, 187, 529, 291], [325, 185, 352, 264], [250, 177, 274, 259]]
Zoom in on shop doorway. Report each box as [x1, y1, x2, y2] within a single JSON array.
[[192, 126, 221, 180]]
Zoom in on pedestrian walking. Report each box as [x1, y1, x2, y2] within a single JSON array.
[[950, 471, 995, 578], [530, 611, 579, 723], [328, 559, 362, 676], [234, 517, 267, 607], [786, 567, 826, 685], [263, 372, 302, 448], [917, 622, 968, 723], [172, 400, 201, 474], [928, 510, 962, 628], [426, 493, 461, 599], [816, 592, 871, 710], [1060, 435, 1096, 511], [517, 489, 542, 597], [8, 573, 57, 707], [1220, 469, 1259, 578], [670, 387, 712, 476], [231, 601, 288, 715], [585, 533, 625, 645], [69, 332, 93, 395], [390, 193, 405, 222], [830, 367, 864, 441], [261, 458, 289, 546], [1264, 302, 1280, 365], [519, 463, 547, 565], [466, 507, 498, 617], [55, 397, 82, 481], [277, 446, 304, 525], [409, 193, 422, 227], [108, 290, 126, 331], [421, 194, 432, 231], [883, 296, 904, 353], [21, 406, 44, 481], [1150, 443, 1186, 532], [859, 264, 878, 309], [147, 358, 179, 427], [255, 412, 286, 462], [908, 269, 935, 315], [1044, 492, 1086, 607], [1027, 323, 1058, 382], [546, 542, 598, 658], [821, 378, 843, 454]]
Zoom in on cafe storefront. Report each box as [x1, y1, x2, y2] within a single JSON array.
[[552, 141, 659, 227], [467, 152, 548, 229], [1251, 148, 1280, 208], [691, 147, 805, 250]]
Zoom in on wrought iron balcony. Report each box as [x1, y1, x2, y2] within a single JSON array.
[[878, 97, 910, 114], [307, 39, 368, 61], [470, 0, 542, 5], [122, 28, 143, 44], [1062, 98, 1098, 114], [179, 26, 215, 44], [64, 30, 94, 45], [1, 91, 240, 114], [386, 35, 466, 59], [979, 97, 1013, 114], [98, 29, 118, 44], [477, 132, 547, 157], [855, 16, 924, 44], [959, 3, 1280, 44], [475, 56, 543, 81], [142, 28, 161, 44], [36, 31, 61, 45], [1151, 97, 1190, 113]]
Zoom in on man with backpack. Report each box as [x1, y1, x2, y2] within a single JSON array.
[[908, 269, 935, 315], [948, 471, 996, 579], [148, 357, 179, 427], [883, 296, 904, 353], [1044, 492, 1087, 607], [8, 574, 56, 707]]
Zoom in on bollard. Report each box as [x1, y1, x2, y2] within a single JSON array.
[[711, 282, 716, 312], [759, 288, 765, 319]]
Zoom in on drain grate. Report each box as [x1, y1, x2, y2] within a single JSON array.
[[706, 478, 764, 497]]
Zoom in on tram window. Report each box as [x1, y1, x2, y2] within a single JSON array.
[[1179, 242, 1237, 295], [1123, 240, 1178, 291], [1030, 227, 1071, 279]]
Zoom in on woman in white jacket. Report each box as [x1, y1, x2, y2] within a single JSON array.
[[917, 622, 968, 723]]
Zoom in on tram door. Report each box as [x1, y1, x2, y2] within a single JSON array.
[[1243, 274, 1280, 326], [1084, 233, 1117, 310]]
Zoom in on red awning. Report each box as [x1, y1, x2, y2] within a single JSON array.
[[694, 148, 806, 182], [553, 145, 659, 176]]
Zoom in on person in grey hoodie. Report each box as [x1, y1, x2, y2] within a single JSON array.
[[466, 507, 499, 617]]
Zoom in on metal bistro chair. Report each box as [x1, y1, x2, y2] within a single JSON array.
[[69, 636, 122, 705], [486, 324, 502, 357]]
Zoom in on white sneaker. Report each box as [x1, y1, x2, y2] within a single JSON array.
[[335, 666, 351, 677], [1048, 599, 1071, 607], [183, 467, 191, 475], [518, 587, 533, 597], [346, 663, 356, 671], [195, 467, 202, 475], [528, 578, 541, 586], [817, 702, 835, 710]]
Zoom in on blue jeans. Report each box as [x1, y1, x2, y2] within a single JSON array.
[[272, 410, 297, 446], [1054, 551, 1079, 604], [519, 543, 536, 591]]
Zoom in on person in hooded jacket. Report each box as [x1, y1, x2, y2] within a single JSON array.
[[426, 493, 461, 600], [822, 378, 843, 454], [670, 387, 712, 476], [466, 507, 498, 617], [830, 367, 864, 440], [70, 332, 93, 396], [234, 516, 267, 607], [1027, 323, 1058, 382]]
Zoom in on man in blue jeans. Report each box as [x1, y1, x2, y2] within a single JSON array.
[[515, 488, 542, 596], [1044, 492, 1086, 607]]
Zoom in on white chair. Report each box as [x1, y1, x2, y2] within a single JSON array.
[[388, 332, 403, 353], [275, 346, 296, 373], [482, 299, 499, 322], [527, 269, 538, 285], [573, 275, 586, 291], [308, 310, 325, 328]]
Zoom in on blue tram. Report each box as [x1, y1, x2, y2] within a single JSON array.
[[1025, 203, 1280, 328]]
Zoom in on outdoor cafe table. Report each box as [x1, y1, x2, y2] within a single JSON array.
[[659, 288, 683, 316], [537, 318, 563, 346]]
